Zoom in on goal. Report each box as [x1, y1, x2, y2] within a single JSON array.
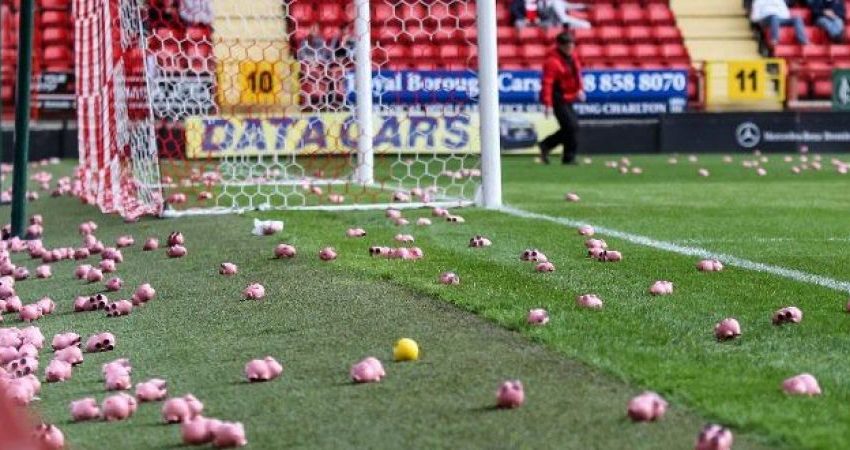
[[74, 0, 502, 218]]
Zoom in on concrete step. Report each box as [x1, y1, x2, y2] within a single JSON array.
[[671, 0, 745, 17], [686, 38, 762, 61], [678, 17, 754, 39]]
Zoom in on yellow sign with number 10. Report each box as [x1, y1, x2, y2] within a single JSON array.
[[727, 61, 767, 100], [237, 60, 286, 105]]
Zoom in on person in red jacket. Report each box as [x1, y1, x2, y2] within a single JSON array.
[[538, 32, 585, 165]]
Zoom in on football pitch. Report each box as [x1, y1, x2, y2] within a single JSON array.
[[10, 154, 850, 449]]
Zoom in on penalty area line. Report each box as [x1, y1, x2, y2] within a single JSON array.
[[500, 205, 850, 295]]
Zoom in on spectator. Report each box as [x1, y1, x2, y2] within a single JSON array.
[[334, 24, 357, 63], [750, 0, 809, 45], [541, 0, 591, 29], [538, 32, 584, 165], [180, 0, 213, 26], [809, 0, 846, 42], [511, 0, 542, 27], [297, 26, 332, 63]]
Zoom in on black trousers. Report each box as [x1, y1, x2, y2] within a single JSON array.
[[540, 101, 578, 163]]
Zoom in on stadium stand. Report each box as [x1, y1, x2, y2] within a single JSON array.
[[761, 1, 850, 100]]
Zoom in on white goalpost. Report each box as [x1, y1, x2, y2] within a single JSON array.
[[74, 0, 502, 218]]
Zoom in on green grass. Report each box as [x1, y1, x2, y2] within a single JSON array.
[[7, 154, 850, 449]]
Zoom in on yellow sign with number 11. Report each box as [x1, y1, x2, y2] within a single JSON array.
[[727, 61, 767, 100]]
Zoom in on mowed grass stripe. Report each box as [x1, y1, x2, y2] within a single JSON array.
[[500, 155, 850, 281], [501, 205, 850, 294], [3, 169, 766, 449], [267, 207, 850, 449]]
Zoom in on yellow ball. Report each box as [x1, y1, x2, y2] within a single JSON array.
[[393, 338, 419, 362]]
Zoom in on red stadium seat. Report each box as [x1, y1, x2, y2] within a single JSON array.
[[41, 27, 69, 45], [398, 3, 426, 24], [801, 44, 829, 59], [574, 27, 595, 43], [590, 4, 616, 25], [793, 77, 810, 98], [497, 26, 517, 43], [812, 77, 832, 98], [806, 26, 827, 44], [385, 45, 407, 60], [830, 44, 850, 60], [410, 44, 435, 59], [40, 0, 70, 9], [604, 44, 630, 59], [647, 4, 675, 25], [427, 2, 453, 26], [39, 11, 69, 26], [373, 24, 401, 44], [619, 4, 644, 25], [517, 27, 542, 42], [372, 2, 394, 23], [578, 44, 603, 60], [597, 26, 624, 41], [185, 26, 210, 43], [790, 7, 812, 24], [653, 26, 681, 42], [499, 43, 520, 59], [625, 26, 653, 43], [456, 4, 476, 26], [523, 44, 547, 59], [1, 84, 12, 102], [317, 3, 343, 25], [632, 44, 659, 59], [495, 2, 511, 25], [289, 3, 314, 24], [439, 44, 462, 59], [773, 44, 800, 58]]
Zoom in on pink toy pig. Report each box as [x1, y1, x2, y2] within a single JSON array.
[[627, 391, 668, 421], [101, 247, 124, 263], [244, 356, 284, 382], [136, 378, 168, 402], [99, 259, 117, 273], [106, 300, 133, 317], [350, 357, 385, 383], [577, 225, 594, 236], [70, 398, 101, 422], [527, 309, 549, 325], [143, 237, 160, 251], [167, 245, 187, 258], [13, 267, 29, 281], [564, 192, 580, 202], [714, 318, 741, 341], [35, 265, 52, 279], [243, 283, 265, 300], [182, 417, 218, 445], [84, 332, 116, 353], [782, 373, 821, 396], [395, 234, 415, 243], [219, 263, 238, 276], [74, 264, 91, 280], [19, 304, 43, 322], [535, 262, 555, 272], [33, 423, 64, 450], [439, 272, 460, 285], [319, 247, 337, 261], [496, 380, 525, 408], [86, 268, 104, 283], [116, 235, 135, 248], [469, 235, 492, 248], [649, 281, 674, 296], [162, 394, 204, 423], [346, 228, 366, 238], [773, 306, 802, 325], [417, 218, 432, 226], [168, 232, 185, 247], [51, 333, 81, 351], [211, 421, 248, 448], [45, 359, 73, 383], [274, 244, 297, 259], [102, 393, 137, 421], [54, 346, 84, 366], [105, 277, 123, 292], [576, 294, 604, 309], [105, 370, 132, 391], [696, 259, 724, 272], [596, 250, 622, 262], [132, 283, 156, 305], [695, 424, 734, 450]]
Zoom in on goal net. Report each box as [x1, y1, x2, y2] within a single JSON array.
[[75, 0, 499, 217]]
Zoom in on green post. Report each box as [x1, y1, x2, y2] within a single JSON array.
[[10, 0, 35, 237]]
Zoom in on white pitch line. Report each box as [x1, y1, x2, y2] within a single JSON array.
[[500, 205, 850, 294]]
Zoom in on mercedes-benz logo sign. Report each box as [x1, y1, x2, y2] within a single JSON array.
[[736, 122, 761, 148]]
